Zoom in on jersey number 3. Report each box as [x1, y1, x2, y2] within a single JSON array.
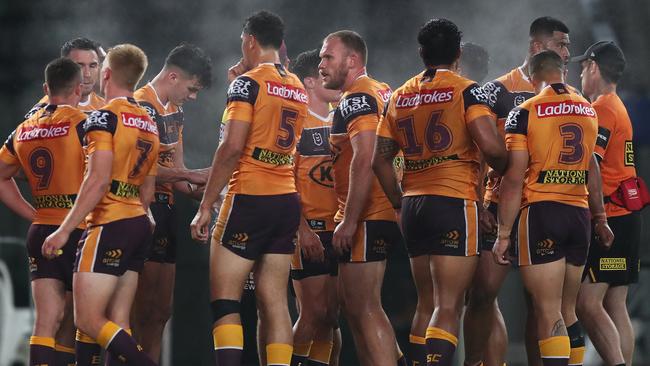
[[558, 123, 584, 164]]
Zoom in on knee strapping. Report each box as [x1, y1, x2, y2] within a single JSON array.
[[210, 299, 241, 322]]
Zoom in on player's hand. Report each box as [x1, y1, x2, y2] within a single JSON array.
[[185, 169, 209, 186], [594, 218, 614, 249], [492, 236, 512, 265], [42, 228, 69, 259], [190, 205, 213, 244], [299, 227, 325, 263], [227, 59, 247, 82], [479, 206, 497, 234], [333, 219, 357, 255]]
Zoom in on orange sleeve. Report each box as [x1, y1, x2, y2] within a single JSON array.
[[465, 104, 493, 124], [505, 133, 528, 151], [349, 114, 379, 139], [225, 101, 254, 123], [376, 102, 396, 139], [86, 130, 113, 154], [593, 104, 616, 159], [0, 145, 18, 165]]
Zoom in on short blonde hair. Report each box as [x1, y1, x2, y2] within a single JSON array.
[[106, 44, 148, 90]]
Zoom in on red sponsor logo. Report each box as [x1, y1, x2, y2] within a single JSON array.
[[266, 81, 308, 104], [536, 101, 596, 118], [395, 87, 454, 108], [377, 88, 392, 103], [16, 122, 70, 142], [121, 113, 158, 135]]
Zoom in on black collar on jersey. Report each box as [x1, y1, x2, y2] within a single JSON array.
[[274, 63, 287, 77], [126, 96, 138, 105], [550, 83, 569, 95], [44, 104, 58, 113], [422, 68, 437, 81]]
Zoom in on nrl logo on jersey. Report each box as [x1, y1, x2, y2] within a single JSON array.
[[16, 122, 70, 142], [122, 113, 159, 135], [266, 81, 308, 104]]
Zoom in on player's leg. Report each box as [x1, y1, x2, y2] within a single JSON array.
[[524, 291, 542, 366], [427, 255, 478, 366], [133, 261, 175, 362], [519, 261, 568, 366], [604, 286, 634, 365], [292, 274, 331, 365], [561, 264, 586, 366], [104, 270, 141, 365], [31, 278, 66, 366], [408, 254, 433, 366], [54, 291, 76, 366], [255, 253, 294, 366], [309, 271, 341, 366], [463, 252, 509, 366], [339, 260, 397, 366]]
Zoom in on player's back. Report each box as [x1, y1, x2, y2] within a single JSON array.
[[84, 97, 160, 225], [330, 75, 393, 221], [381, 69, 491, 201], [506, 83, 598, 208], [1, 104, 87, 226], [135, 84, 183, 201], [225, 63, 308, 195]]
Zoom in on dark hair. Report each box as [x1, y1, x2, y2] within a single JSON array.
[[598, 61, 624, 84], [529, 50, 564, 78], [290, 49, 320, 81], [60, 37, 102, 58], [327, 30, 367, 65], [529, 16, 569, 38], [418, 18, 462, 67], [165, 42, 213, 88], [460, 42, 489, 82], [45, 57, 81, 96], [243, 10, 284, 49]]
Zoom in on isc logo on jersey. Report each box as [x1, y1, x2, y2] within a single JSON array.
[[16, 122, 70, 142], [228, 78, 252, 98], [536, 101, 595, 118], [266, 81, 308, 104], [395, 87, 453, 108], [122, 113, 158, 135]]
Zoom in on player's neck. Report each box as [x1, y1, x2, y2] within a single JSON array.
[[79, 93, 91, 105], [104, 84, 133, 101], [150, 75, 170, 105], [341, 67, 367, 92], [255, 48, 280, 67], [308, 97, 330, 118], [589, 81, 616, 102], [48, 95, 75, 107]]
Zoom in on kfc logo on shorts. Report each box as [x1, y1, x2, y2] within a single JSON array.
[[395, 88, 453, 108], [16, 122, 70, 142], [265, 81, 308, 104], [121, 113, 159, 135], [535, 101, 595, 118]]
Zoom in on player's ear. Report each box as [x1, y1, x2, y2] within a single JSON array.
[[74, 82, 82, 97], [43, 83, 49, 96]]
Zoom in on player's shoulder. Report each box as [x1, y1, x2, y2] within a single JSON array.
[[133, 84, 152, 101], [56, 105, 87, 123]]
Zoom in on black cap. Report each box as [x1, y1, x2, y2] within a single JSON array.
[[571, 41, 626, 71]]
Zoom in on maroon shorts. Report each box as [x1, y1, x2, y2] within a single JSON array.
[[74, 215, 151, 276], [401, 195, 479, 257], [26, 224, 83, 291], [291, 230, 338, 280], [517, 201, 590, 266], [212, 193, 301, 260], [336, 220, 403, 263]]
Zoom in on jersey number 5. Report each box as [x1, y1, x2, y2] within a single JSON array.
[[130, 138, 154, 178], [276, 108, 298, 149], [558, 123, 584, 164]]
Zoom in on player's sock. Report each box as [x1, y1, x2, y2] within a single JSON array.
[[213, 324, 243, 366], [409, 334, 427, 366], [566, 322, 585, 366], [291, 342, 311, 366], [105, 329, 134, 366], [75, 330, 101, 366], [97, 321, 155, 366], [54, 343, 76, 366], [308, 340, 333, 366], [29, 336, 55, 366], [539, 336, 570, 366], [267, 343, 293, 366], [425, 327, 457, 366]]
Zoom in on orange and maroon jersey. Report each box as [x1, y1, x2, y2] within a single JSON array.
[[505, 83, 598, 208], [377, 69, 493, 200], [0, 104, 87, 226], [224, 63, 308, 195], [330, 74, 394, 222], [134, 83, 183, 201], [84, 97, 160, 225], [26, 92, 105, 118], [295, 110, 338, 231], [592, 92, 637, 217]]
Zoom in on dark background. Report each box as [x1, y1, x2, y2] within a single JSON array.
[[0, 0, 648, 365]]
